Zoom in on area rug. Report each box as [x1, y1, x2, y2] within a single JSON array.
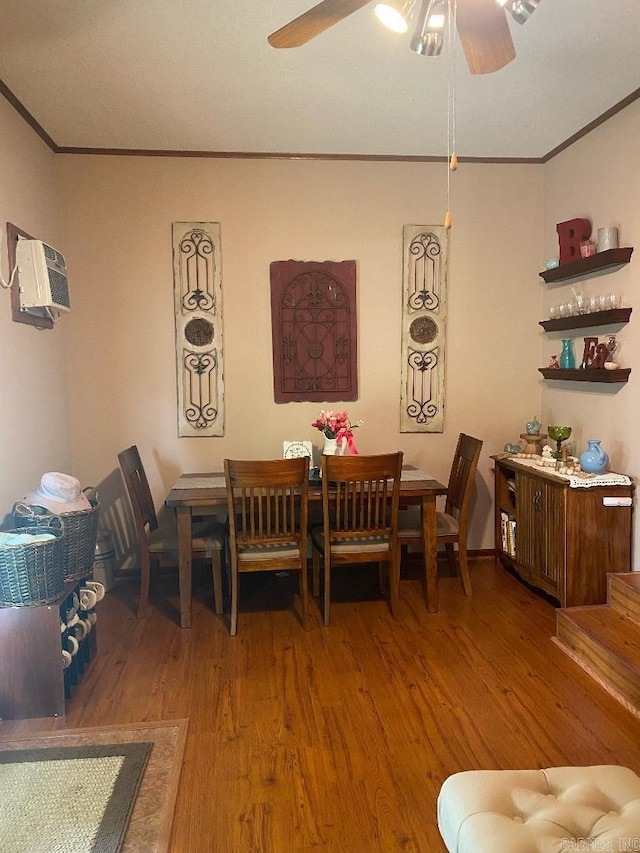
[[0, 720, 188, 853]]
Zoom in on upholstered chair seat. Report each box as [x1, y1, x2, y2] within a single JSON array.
[[437, 765, 640, 853]]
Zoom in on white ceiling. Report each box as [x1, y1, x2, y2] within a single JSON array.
[[0, 0, 638, 160]]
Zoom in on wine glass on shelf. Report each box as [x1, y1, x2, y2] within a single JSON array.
[[547, 425, 572, 461]]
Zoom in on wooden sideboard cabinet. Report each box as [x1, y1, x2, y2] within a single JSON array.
[[494, 457, 634, 607]]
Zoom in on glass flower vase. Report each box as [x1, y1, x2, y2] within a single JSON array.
[[560, 339, 576, 370]]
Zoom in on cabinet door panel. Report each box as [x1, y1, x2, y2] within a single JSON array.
[[515, 472, 565, 600], [538, 480, 565, 594], [516, 473, 537, 572]]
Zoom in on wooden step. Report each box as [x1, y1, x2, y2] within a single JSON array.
[[555, 605, 640, 714], [608, 572, 640, 626]]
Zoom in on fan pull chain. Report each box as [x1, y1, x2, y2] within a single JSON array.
[[445, 0, 457, 230]]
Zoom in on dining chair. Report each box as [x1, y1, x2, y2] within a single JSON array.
[[224, 457, 310, 636], [397, 433, 483, 599], [311, 451, 403, 626], [118, 445, 225, 618]]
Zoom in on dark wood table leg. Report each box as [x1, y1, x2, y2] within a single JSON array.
[[422, 494, 438, 613], [176, 506, 193, 628]]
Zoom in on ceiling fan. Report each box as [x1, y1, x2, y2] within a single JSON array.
[[268, 0, 541, 75]]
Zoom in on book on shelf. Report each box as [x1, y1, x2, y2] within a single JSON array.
[[500, 511, 516, 557]]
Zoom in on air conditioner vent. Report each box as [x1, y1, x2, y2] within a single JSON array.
[[48, 268, 70, 307]]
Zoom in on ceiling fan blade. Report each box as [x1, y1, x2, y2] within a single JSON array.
[[456, 0, 516, 75], [268, 0, 373, 48]]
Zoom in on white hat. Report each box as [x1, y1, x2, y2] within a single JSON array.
[[24, 472, 92, 514]]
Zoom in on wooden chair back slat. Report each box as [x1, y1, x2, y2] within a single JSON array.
[[232, 490, 302, 544], [322, 454, 402, 541]]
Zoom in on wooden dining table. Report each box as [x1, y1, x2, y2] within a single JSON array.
[[165, 468, 447, 628]]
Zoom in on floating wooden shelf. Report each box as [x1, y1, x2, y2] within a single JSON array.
[[539, 247, 634, 284], [538, 367, 631, 383], [539, 307, 632, 332]]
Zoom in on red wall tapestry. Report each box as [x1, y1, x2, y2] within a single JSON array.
[[270, 260, 358, 403]]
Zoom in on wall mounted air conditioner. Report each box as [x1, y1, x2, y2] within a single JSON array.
[[15, 238, 71, 313]]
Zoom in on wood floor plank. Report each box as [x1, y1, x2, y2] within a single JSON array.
[[2, 558, 639, 851]]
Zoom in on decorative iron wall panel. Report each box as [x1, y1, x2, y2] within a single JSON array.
[[400, 226, 448, 433], [270, 260, 358, 403], [172, 222, 224, 436]]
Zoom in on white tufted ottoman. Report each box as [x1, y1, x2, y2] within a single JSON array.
[[437, 765, 640, 852]]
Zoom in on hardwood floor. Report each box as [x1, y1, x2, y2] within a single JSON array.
[[2, 557, 640, 852]]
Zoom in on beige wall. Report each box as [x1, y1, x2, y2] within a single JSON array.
[[542, 99, 640, 568], [54, 155, 543, 550], [0, 97, 70, 520], [8, 93, 639, 560]]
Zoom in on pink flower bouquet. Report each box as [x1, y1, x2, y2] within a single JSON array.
[[311, 410, 362, 454]]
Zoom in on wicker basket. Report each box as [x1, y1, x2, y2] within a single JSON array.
[[60, 488, 100, 581], [0, 521, 65, 606], [13, 487, 100, 582]]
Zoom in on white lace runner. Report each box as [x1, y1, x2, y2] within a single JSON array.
[[502, 455, 631, 488]]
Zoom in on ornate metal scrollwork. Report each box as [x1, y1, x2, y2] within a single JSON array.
[[406, 349, 439, 424], [281, 273, 350, 393], [182, 350, 219, 429], [408, 232, 441, 312], [179, 229, 216, 313], [270, 261, 357, 402]]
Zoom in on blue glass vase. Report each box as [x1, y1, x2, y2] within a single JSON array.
[[560, 338, 576, 369]]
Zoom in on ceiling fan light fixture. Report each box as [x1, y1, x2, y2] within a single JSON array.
[[508, 0, 540, 25], [410, 0, 447, 56], [374, 1, 414, 34], [411, 29, 444, 56]]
